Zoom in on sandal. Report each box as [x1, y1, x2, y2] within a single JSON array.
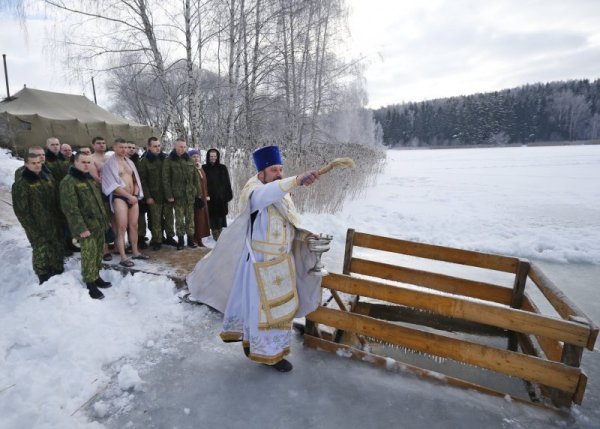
[[132, 254, 150, 260], [119, 259, 135, 268], [103, 253, 113, 261]]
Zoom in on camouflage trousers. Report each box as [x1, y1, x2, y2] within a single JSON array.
[[32, 239, 65, 276], [174, 200, 195, 236], [80, 231, 105, 283], [149, 202, 175, 243]]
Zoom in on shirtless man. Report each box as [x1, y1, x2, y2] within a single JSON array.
[[101, 138, 148, 267], [90, 136, 108, 184]]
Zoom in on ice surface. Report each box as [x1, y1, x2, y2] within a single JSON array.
[[1, 146, 599, 428]]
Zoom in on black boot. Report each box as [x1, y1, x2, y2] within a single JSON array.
[[151, 241, 162, 251], [139, 240, 148, 250], [164, 236, 178, 247], [38, 273, 51, 285], [187, 235, 198, 248], [95, 277, 112, 288], [268, 359, 293, 372], [176, 235, 185, 250], [86, 282, 105, 300]]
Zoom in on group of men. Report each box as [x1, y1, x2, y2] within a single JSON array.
[[12, 135, 234, 300]]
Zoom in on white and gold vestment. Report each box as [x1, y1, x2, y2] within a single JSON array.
[[187, 175, 321, 364]]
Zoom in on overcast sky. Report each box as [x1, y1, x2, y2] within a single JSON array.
[[1, 0, 600, 109]]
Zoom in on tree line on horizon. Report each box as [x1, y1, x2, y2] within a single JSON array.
[[373, 79, 600, 147]]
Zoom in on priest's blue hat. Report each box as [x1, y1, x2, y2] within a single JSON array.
[[253, 145, 282, 171]]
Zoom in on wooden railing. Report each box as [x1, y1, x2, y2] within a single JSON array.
[[304, 229, 598, 407]]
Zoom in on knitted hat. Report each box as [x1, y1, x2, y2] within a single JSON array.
[[188, 149, 200, 157]]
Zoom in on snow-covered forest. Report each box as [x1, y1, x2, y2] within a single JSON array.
[[14, 0, 384, 210], [374, 79, 600, 147], [41, 0, 381, 151]]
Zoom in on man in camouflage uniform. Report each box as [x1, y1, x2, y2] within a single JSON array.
[[44, 137, 70, 182], [162, 137, 199, 250], [138, 137, 174, 250], [60, 152, 112, 300], [60, 143, 74, 163], [14, 146, 51, 182], [12, 153, 65, 284]]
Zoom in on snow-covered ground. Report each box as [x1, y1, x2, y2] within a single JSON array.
[[0, 145, 598, 428]]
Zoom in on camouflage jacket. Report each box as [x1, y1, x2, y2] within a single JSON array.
[[138, 151, 166, 203], [14, 163, 52, 183], [45, 149, 70, 182], [59, 166, 110, 236], [12, 167, 63, 244], [162, 150, 199, 202]]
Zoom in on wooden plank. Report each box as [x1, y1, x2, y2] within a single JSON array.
[[510, 260, 530, 309], [350, 258, 513, 305], [573, 373, 588, 406], [364, 303, 506, 336], [342, 228, 355, 275], [529, 263, 599, 351], [322, 273, 591, 347], [522, 295, 563, 361], [303, 335, 553, 409], [307, 306, 581, 392], [352, 232, 519, 273]]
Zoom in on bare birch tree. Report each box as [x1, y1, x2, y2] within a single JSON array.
[[42, 0, 385, 213]]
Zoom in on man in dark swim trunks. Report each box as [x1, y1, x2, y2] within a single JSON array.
[[101, 139, 149, 267]]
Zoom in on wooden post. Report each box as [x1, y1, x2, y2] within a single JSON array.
[[507, 331, 519, 353], [551, 316, 587, 407], [342, 228, 355, 275], [510, 259, 530, 309], [509, 259, 530, 351]]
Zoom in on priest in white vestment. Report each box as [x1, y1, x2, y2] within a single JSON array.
[[186, 145, 322, 372]]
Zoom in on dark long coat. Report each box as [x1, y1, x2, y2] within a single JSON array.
[[202, 149, 233, 221]]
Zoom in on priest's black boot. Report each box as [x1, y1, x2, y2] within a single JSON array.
[[86, 282, 105, 300], [176, 236, 185, 250], [266, 359, 293, 372]]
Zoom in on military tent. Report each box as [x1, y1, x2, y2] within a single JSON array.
[[0, 87, 159, 152]]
